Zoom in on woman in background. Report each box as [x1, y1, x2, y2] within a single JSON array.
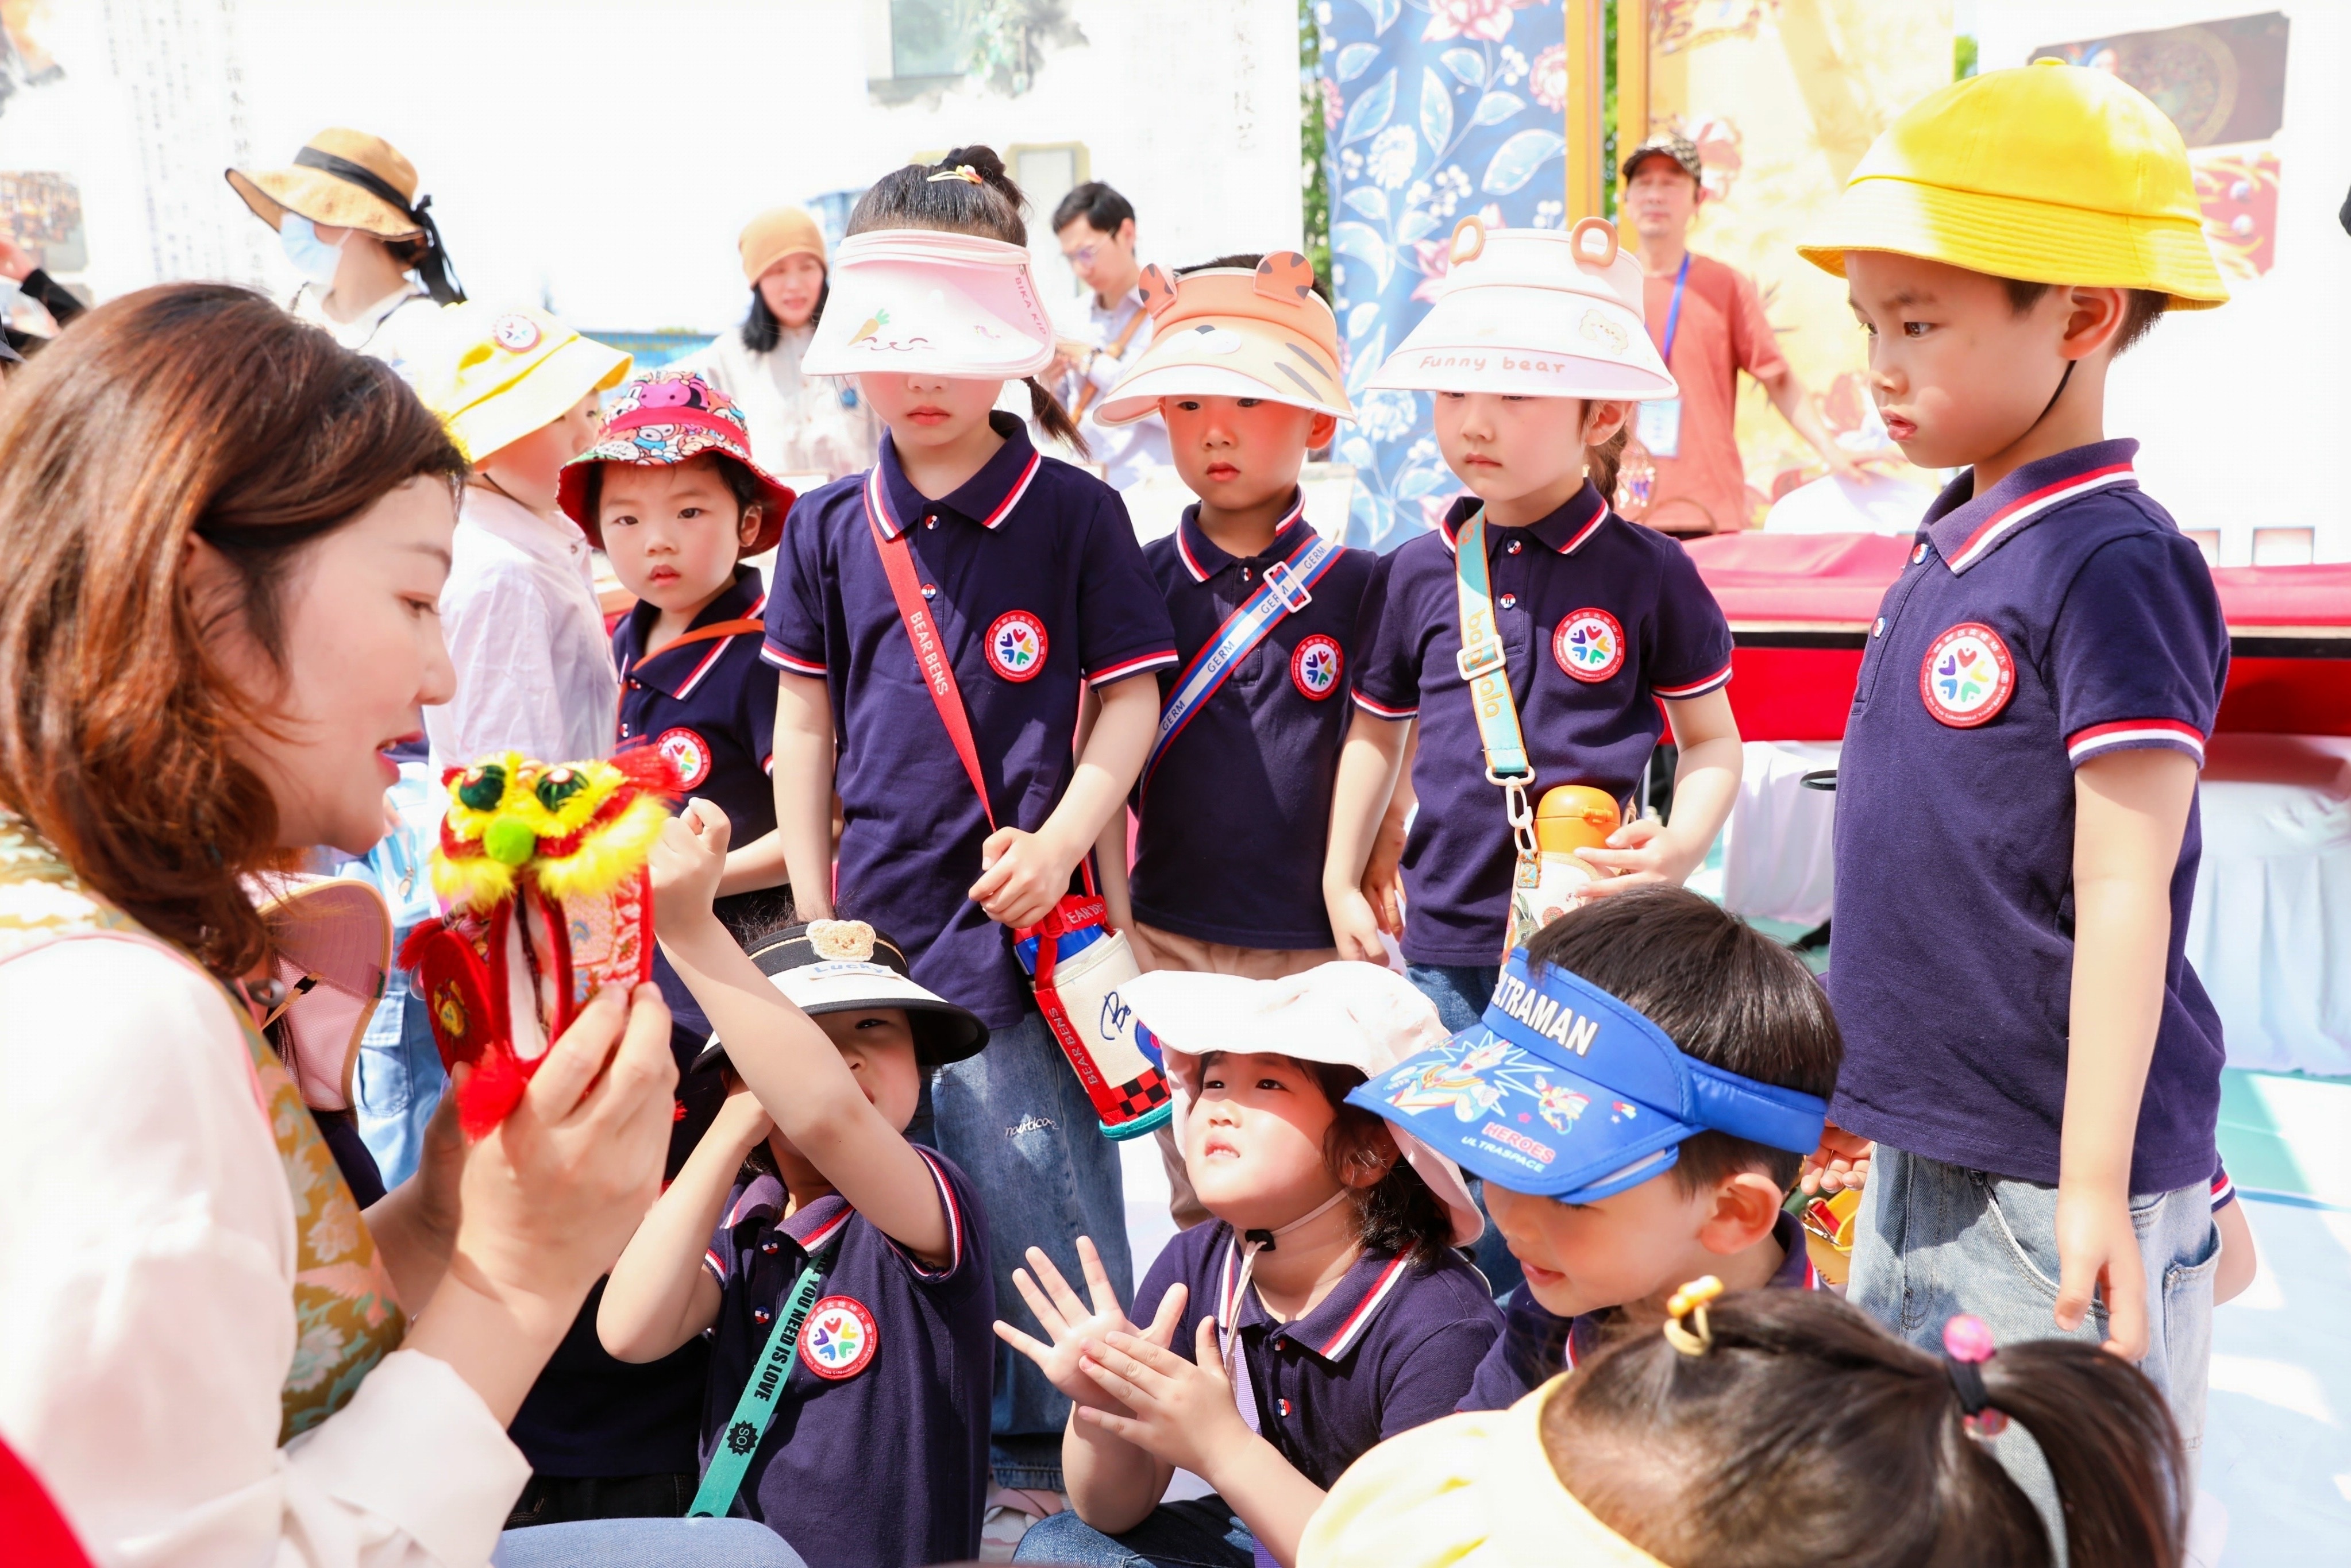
[[684, 206, 883, 481]]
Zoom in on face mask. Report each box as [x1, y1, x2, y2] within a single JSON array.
[[279, 213, 345, 288]]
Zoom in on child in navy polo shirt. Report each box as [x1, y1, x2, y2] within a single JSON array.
[[603, 804, 996, 1566], [1323, 218, 1743, 1037], [1090, 251, 1378, 1231], [1003, 962, 1500, 1568], [560, 368, 800, 1048], [759, 148, 1178, 1514], [1354, 888, 1839, 1412], [1794, 64, 2234, 1489]]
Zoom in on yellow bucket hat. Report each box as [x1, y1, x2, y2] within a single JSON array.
[[739, 207, 828, 284], [227, 128, 429, 240], [1296, 1376, 1669, 1568], [1798, 60, 2227, 310], [413, 304, 633, 465]]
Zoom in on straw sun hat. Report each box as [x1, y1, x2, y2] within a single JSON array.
[[228, 128, 431, 239]]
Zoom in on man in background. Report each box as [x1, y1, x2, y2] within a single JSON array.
[[1049, 181, 1169, 492], [1620, 134, 1860, 536]]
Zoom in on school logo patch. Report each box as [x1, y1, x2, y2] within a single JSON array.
[[1552, 609, 1626, 682], [985, 611, 1049, 682], [489, 312, 541, 353], [1290, 634, 1343, 700], [802, 1296, 878, 1380], [1919, 623, 2015, 728], [654, 727, 712, 789]]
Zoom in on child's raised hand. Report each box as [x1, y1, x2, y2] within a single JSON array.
[[649, 798, 731, 933], [969, 825, 1077, 931], [710, 1078, 773, 1156], [992, 1237, 1186, 1412], [1799, 1121, 1874, 1196], [1073, 1317, 1257, 1481]]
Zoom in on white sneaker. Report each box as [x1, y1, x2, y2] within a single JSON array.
[[977, 1485, 1067, 1562]]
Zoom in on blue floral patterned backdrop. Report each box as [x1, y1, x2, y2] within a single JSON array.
[[1314, 0, 1569, 549]]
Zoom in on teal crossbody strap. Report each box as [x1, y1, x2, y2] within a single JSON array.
[[688, 1236, 841, 1518]]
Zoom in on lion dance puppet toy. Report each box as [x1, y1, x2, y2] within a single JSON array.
[[400, 750, 681, 1136]]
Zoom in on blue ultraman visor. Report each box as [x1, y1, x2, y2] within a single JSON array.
[[1346, 948, 1829, 1203]]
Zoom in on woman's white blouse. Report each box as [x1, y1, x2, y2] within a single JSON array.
[[0, 934, 527, 1567]]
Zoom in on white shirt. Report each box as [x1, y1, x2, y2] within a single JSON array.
[[289, 283, 443, 381], [424, 486, 619, 774], [678, 320, 885, 482], [1056, 284, 1171, 493], [0, 935, 528, 1567]]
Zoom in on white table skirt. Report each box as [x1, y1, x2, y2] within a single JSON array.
[[1715, 737, 2351, 1078]]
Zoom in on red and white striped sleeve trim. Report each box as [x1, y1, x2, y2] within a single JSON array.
[[760, 640, 827, 677], [2211, 1167, 2237, 1211], [1351, 689, 1418, 720], [2065, 717, 2206, 767], [703, 1246, 730, 1287], [897, 1145, 969, 1281], [1651, 659, 1735, 700], [1086, 649, 1180, 688]]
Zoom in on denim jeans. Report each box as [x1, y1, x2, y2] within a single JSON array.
[[351, 966, 446, 1189], [1404, 963, 1519, 1298], [932, 1007, 1132, 1491], [346, 761, 449, 1188], [492, 1517, 803, 1567], [1404, 961, 1498, 1034], [1849, 1145, 2219, 1536], [1014, 1497, 1257, 1567]]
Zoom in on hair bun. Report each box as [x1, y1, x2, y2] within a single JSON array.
[[939, 145, 1022, 207]]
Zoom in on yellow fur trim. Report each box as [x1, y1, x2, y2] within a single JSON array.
[[533, 794, 670, 899], [429, 850, 518, 911]]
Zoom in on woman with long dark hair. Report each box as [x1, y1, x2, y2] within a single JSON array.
[[0, 284, 792, 1568], [682, 207, 884, 481]]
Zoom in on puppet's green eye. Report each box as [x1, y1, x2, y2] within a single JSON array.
[[535, 766, 588, 812], [457, 764, 506, 812]]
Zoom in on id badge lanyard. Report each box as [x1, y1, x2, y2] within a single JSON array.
[[1635, 255, 1690, 459], [689, 1232, 845, 1517]]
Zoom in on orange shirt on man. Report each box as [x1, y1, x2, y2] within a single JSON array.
[[1640, 254, 1787, 536]]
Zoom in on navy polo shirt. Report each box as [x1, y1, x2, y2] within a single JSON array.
[[1351, 483, 1735, 965], [1457, 1210, 1818, 1412], [614, 565, 781, 1035], [1130, 497, 1379, 949], [1133, 1220, 1501, 1489], [762, 413, 1178, 1028], [1827, 439, 2229, 1195], [702, 1148, 993, 1566]]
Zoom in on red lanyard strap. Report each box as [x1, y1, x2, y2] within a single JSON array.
[[864, 470, 999, 833]]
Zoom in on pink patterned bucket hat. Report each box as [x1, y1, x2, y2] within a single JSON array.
[[558, 370, 797, 554]]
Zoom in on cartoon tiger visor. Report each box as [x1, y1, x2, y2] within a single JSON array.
[[1094, 251, 1353, 426]]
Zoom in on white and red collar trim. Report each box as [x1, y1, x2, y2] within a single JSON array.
[[1937, 459, 2137, 574], [1216, 1238, 1413, 1364], [1177, 492, 1311, 584], [868, 447, 1043, 539]]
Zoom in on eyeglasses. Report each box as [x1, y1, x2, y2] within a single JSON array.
[[1064, 242, 1106, 267]]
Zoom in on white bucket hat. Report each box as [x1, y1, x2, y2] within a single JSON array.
[[800, 229, 1055, 381], [1371, 216, 1678, 401], [1120, 961, 1484, 1247]]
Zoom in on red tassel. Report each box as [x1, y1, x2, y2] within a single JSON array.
[[607, 744, 686, 798], [456, 1049, 529, 1140], [396, 917, 448, 972]]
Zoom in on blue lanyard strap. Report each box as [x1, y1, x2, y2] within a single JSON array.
[[1142, 524, 1341, 793], [1659, 253, 1691, 365], [688, 1231, 843, 1518]]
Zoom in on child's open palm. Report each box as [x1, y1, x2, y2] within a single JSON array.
[[1074, 1318, 1258, 1481], [993, 1237, 1186, 1412], [649, 798, 730, 933]]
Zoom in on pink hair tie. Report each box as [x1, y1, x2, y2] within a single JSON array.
[[1942, 1315, 2008, 1437]]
